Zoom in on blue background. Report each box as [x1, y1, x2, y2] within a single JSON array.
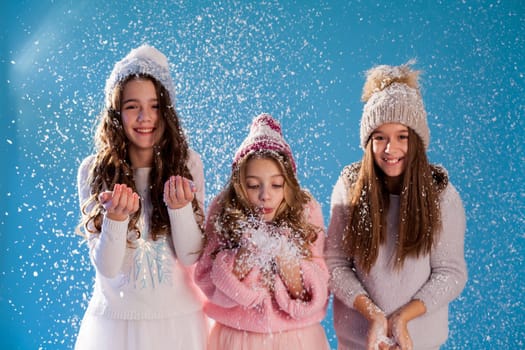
[[1, 1, 523, 349]]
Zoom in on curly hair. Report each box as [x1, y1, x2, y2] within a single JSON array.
[[79, 74, 204, 241], [343, 129, 448, 273], [212, 151, 320, 259]]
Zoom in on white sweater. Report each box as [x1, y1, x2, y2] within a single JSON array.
[[77, 150, 205, 319]]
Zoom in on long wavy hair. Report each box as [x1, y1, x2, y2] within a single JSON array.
[[343, 129, 448, 273], [78, 74, 204, 241], [212, 151, 320, 259]]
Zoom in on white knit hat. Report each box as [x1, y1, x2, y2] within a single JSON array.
[[359, 62, 430, 149], [233, 113, 296, 172], [104, 44, 176, 108]]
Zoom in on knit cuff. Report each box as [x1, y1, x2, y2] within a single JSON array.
[[273, 260, 329, 319], [167, 203, 193, 218], [211, 251, 268, 308], [100, 215, 129, 242]]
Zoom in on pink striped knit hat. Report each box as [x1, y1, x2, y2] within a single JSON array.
[[233, 113, 296, 172]]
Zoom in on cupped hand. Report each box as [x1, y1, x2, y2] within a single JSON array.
[[99, 183, 140, 221], [367, 313, 393, 350], [163, 175, 196, 209], [388, 312, 413, 350]]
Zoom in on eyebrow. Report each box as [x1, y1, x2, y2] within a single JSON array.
[[122, 98, 158, 104], [246, 174, 284, 179], [372, 129, 409, 134]]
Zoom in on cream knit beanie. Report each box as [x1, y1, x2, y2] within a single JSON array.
[[359, 61, 430, 149], [104, 44, 176, 108]]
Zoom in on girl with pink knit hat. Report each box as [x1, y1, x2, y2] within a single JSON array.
[[195, 113, 330, 349], [74, 45, 208, 350], [325, 62, 467, 350]]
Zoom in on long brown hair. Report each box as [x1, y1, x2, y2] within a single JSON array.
[[343, 129, 447, 273], [212, 151, 320, 258], [78, 74, 204, 240]]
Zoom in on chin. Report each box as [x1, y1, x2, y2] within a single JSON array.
[[385, 170, 404, 178], [263, 215, 274, 222]]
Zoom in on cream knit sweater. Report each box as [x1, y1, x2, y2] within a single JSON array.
[[325, 163, 467, 350]]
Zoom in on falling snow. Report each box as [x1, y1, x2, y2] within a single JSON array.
[[1, 1, 524, 349]]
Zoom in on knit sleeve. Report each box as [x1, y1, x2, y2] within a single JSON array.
[[188, 149, 205, 211], [194, 197, 269, 308], [273, 199, 330, 319], [209, 250, 268, 308], [413, 183, 468, 313], [169, 149, 205, 266], [325, 172, 368, 309], [77, 156, 129, 278]]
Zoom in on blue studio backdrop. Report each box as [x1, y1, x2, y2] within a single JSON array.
[[1, 1, 523, 349]]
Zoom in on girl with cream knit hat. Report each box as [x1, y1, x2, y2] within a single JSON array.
[[325, 62, 467, 350], [74, 45, 208, 350]]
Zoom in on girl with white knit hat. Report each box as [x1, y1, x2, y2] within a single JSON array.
[[195, 113, 330, 349], [74, 45, 208, 350], [325, 62, 467, 350]]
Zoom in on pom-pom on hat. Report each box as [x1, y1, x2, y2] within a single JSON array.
[[104, 44, 176, 108], [360, 60, 430, 149], [233, 113, 296, 172]]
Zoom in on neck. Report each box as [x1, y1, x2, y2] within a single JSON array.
[[129, 148, 154, 168], [385, 175, 403, 195]]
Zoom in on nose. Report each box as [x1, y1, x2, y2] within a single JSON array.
[[137, 108, 151, 122], [385, 141, 392, 153], [259, 186, 270, 202], [385, 139, 398, 153]]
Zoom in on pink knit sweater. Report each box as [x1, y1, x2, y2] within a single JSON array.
[[195, 197, 329, 334]]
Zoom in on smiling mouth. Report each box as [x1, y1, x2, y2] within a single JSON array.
[[383, 157, 403, 164], [262, 208, 273, 214], [135, 128, 154, 134]]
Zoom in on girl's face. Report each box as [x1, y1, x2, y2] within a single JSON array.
[[371, 123, 409, 179], [120, 78, 164, 166], [244, 157, 285, 222]]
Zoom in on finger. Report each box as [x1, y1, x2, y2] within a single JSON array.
[[131, 193, 140, 213], [168, 176, 178, 203], [164, 176, 178, 207], [184, 178, 197, 192], [175, 175, 184, 198], [163, 178, 171, 204], [117, 188, 139, 215], [164, 178, 170, 194], [123, 187, 135, 212], [112, 185, 129, 213], [174, 176, 189, 202], [181, 177, 195, 200], [117, 186, 136, 214], [107, 184, 123, 210], [99, 191, 113, 204]]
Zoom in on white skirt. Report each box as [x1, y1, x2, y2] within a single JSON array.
[[74, 310, 209, 350]]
